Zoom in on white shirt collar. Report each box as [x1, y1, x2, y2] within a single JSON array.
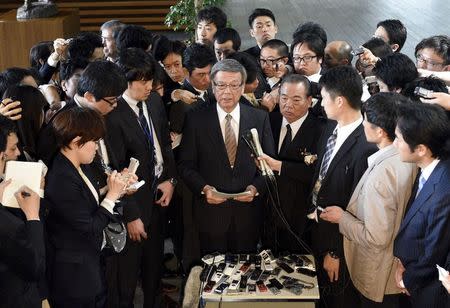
[[336, 117, 363, 135], [306, 69, 322, 83], [73, 95, 82, 107], [193, 86, 207, 97], [328, 117, 363, 163], [267, 76, 280, 88], [421, 158, 440, 181], [216, 103, 240, 124], [281, 112, 309, 139], [367, 143, 395, 167], [122, 92, 140, 108]]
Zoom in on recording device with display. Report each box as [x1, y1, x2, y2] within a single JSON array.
[[351, 46, 365, 56], [414, 86, 433, 99]]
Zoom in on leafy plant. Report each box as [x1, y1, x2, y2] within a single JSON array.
[[165, 0, 226, 39]]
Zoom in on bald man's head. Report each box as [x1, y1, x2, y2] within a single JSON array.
[[324, 41, 353, 69]]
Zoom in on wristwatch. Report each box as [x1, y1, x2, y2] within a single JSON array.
[[328, 250, 340, 259], [169, 177, 178, 186]]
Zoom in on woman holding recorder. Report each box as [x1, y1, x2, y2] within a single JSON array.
[[44, 107, 131, 308]]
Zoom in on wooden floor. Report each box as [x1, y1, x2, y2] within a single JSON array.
[[222, 0, 450, 58]]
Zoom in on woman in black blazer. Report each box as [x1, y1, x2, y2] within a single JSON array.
[[0, 115, 44, 308], [45, 107, 127, 308]]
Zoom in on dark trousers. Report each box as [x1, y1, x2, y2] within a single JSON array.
[[199, 215, 259, 255], [360, 293, 400, 308], [52, 293, 106, 308], [316, 254, 360, 308], [113, 208, 164, 308], [409, 280, 449, 308]]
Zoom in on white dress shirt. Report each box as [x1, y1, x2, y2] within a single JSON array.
[[306, 69, 322, 83], [278, 112, 308, 152], [216, 103, 240, 144], [193, 86, 207, 101], [328, 117, 363, 164], [420, 158, 440, 182], [122, 93, 164, 177]]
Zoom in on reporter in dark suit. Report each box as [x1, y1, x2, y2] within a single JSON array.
[[0, 115, 45, 308], [393, 103, 450, 308], [259, 75, 325, 252], [178, 59, 276, 255], [169, 43, 216, 134], [45, 108, 127, 308], [0, 185, 44, 308], [310, 66, 376, 308], [36, 60, 127, 166], [106, 48, 177, 308]]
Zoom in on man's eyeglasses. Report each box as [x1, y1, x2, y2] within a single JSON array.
[[293, 55, 317, 63], [416, 54, 444, 69], [213, 82, 243, 91], [259, 57, 285, 66], [101, 96, 119, 107]]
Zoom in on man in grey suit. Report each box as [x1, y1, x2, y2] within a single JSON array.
[[320, 93, 417, 307]]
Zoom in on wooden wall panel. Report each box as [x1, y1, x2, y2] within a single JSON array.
[[0, 9, 80, 70], [0, 0, 177, 32]]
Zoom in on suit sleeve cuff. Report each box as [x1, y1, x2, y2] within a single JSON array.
[[100, 198, 115, 214]]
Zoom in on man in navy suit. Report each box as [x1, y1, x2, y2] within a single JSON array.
[[178, 59, 275, 255], [393, 103, 450, 308]]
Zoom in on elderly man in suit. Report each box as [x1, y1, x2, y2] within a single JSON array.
[[392, 103, 450, 308], [320, 92, 417, 307], [259, 74, 325, 253], [309, 66, 377, 308], [178, 59, 275, 254]]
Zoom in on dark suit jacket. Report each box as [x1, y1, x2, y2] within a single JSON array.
[[311, 121, 376, 256], [0, 205, 45, 308], [45, 153, 113, 301], [38, 62, 57, 85], [177, 103, 276, 233], [105, 93, 176, 225], [270, 112, 325, 236], [169, 79, 215, 134], [36, 100, 121, 191], [36, 99, 76, 166], [394, 159, 450, 303], [244, 45, 261, 60]]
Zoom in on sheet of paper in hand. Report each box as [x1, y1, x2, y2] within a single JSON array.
[[210, 188, 253, 200], [2, 161, 42, 208], [437, 264, 449, 282]]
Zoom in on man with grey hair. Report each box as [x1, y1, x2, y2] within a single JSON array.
[[178, 59, 275, 254], [100, 20, 124, 62]]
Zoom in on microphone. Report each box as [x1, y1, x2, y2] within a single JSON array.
[[250, 128, 274, 177]]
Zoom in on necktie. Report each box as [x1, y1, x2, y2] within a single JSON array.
[[318, 128, 338, 179], [224, 114, 237, 168], [137, 102, 154, 147], [404, 169, 421, 214], [279, 124, 292, 156], [137, 101, 155, 166], [416, 174, 426, 198], [311, 128, 338, 206]]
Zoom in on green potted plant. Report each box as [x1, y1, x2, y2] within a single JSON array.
[[165, 0, 226, 41]]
